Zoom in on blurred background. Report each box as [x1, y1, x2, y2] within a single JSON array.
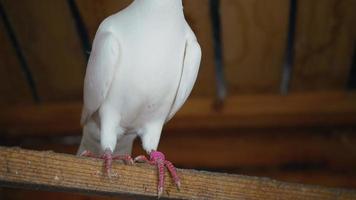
[[0, 0, 355, 199]]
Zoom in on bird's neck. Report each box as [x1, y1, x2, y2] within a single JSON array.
[[132, 0, 183, 14]]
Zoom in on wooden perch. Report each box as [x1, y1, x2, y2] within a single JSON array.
[[0, 147, 355, 199]]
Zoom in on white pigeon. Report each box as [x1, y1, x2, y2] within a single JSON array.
[[77, 0, 201, 197]]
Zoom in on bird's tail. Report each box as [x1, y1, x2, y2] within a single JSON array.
[[77, 120, 137, 156], [114, 133, 137, 155], [77, 120, 102, 155]]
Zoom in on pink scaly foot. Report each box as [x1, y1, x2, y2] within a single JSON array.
[[135, 151, 180, 198], [81, 148, 133, 177]]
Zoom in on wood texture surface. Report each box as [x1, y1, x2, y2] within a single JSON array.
[[12, 129, 356, 180], [0, 147, 355, 200], [75, 0, 132, 42], [0, 0, 86, 102], [149, 129, 356, 171], [0, 0, 354, 104], [220, 0, 290, 94], [183, 0, 216, 97], [5, 128, 356, 190], [1, 171, 356, 200], [0, 16, 33, 104], [0, 188, 134, 200], [0, 92, 355, 136], [291, 0, 355, 91]]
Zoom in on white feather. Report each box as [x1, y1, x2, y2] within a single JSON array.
[[81, 31, 120, 125], [78, 0, 201, 155], [166, 29, 202, 121]]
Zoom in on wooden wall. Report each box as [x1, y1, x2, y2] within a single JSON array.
[[0, 0, 355, 103], [0, 0, 355, 199], [221, 0, 290, 93], [0, 16, 33, 104], [0, 0, 86, 102], [291, 0, 355, 91]]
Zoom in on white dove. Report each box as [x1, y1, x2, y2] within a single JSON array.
[[77, 0, 201, 197]]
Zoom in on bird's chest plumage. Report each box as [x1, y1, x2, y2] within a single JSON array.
[[103, 17, 187, 129]]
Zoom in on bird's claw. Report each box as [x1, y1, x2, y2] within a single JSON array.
[[134, 155, 151, 163], [134, 151, 180, 197], [80, 149, 134, 177], [80, 150, 94, 157], [158, 186, 164, 198]]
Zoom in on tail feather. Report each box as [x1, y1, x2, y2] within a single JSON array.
[[77, 120, 101, 155], [115, 133, 137, 155], [77, 119, 136, 156]]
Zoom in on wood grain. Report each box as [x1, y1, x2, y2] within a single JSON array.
[[0, 147, 355, 200], [75, 0, 132, 42], [0, 92, 355, 136], [14, 128, 356, 175], [0, 16, 33, 104], [220, 0, 290, 94], [6, 128, 356, 190], [1, 170, 356, 200], [183, 0, 216, 97], [0, 188, 133, 200], [0, 0, 86, 101], [252, 170, 356, 190], [0, 188, 137, 200], [291, 0, 355, 91], [148, 129, 356, 171]]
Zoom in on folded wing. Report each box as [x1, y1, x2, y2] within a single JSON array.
[[166, 34, 202, 121], [81, 32, 120, 124]]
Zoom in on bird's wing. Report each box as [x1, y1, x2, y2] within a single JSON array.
[[81, 32, 120, 125], [166, 29, 202, 122]]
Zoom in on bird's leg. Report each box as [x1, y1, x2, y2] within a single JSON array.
[[134, 155, 154, 164], [101, 148, 114, 175], [80, 150, 98, 157], [80, 149, 112, 175], [134, 151, 180, 197], [80, 148, 133, 176]]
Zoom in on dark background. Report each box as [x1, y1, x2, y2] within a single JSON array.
[[0, 0, 355, 199]]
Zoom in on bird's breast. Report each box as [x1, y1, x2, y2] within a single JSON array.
[[104, 36, 186, 129]]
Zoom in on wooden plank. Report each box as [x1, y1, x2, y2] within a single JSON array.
[[250, 170, 356, 190], [0, 16, 32, 104], [1, 170, 356, 200], [0, 188, 133, 200], [183, 0, 216, 97], [169, 92, 356, 130], [74, 0, 132, 42], [75, 0, 216, 97], [0, 102, 81, 136], [220, 0, 290, 94], [8, 135, 356, 190], [291, 0, 355, 91], [0, 92, 355, 136], [145, 129, 356, 171], [11, 128, 356, 173], [0, 147, 355, 200], [0, 0, 86, 101]]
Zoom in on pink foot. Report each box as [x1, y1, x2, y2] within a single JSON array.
[[81, 149, 133, 176], [135, 151, 180, 198]]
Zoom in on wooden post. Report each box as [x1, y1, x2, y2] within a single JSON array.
[[0, 146, 355, 199]]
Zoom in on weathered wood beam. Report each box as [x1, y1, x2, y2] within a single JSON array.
[[4, 130, 356, 189], [0, 147, 355, 200], [1, 92, 356, 136]]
